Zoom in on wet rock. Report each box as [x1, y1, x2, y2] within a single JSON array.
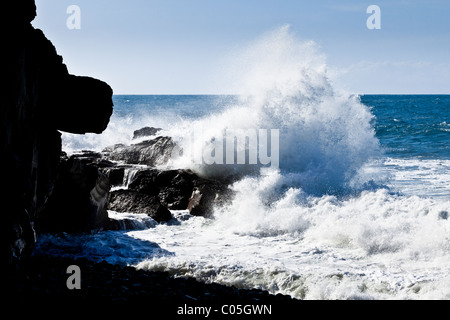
[[104, 166, 126, 186], [124, 168, 233, 216], [106, 165, 233, 219], [128, 169, 197, 210], [127, 169, 161, 195], [108, 190, 172, 223], [105, 136, 178, 166], [132, 127, 163, 140], [188, 177, 233, 217], [35, 153, 113, 233]]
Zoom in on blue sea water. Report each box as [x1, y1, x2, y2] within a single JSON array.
[[362, 95, 450, 160]]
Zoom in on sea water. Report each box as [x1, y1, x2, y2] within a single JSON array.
[[36, 27, 450, 300]]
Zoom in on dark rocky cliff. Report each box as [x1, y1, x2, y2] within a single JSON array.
[[1, 1, 113, 277]]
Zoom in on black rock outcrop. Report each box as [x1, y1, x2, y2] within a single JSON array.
[[35, 152, 115, 233], [104, 136, 178, 166], [132, 126, 163, 140], [108, 190, 172, 223], [108, 166, 233, 219], [2, 1, 113, 275]]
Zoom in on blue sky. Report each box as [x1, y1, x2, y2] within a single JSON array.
[[33, 0, 450, 94]]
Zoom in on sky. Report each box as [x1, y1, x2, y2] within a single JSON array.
[[33, 0, 450, 94]]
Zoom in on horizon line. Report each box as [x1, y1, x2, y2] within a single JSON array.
[[112, 93, 450, 96]]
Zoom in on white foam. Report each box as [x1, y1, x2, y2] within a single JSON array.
[[131, 189, 450, 299], [166, 26, 380, 195], [379, 158, 450, 199]]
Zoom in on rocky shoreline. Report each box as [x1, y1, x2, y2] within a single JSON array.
[[35, 126, 235, 234], [12, 254, 298, 305]]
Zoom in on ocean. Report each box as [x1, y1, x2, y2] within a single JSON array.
[[35, 93, 450, 300], [35, 30, 450, 300]]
